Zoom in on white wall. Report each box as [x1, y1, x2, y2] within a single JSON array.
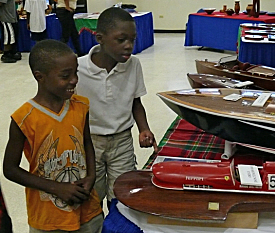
[[86, 0, 275, 30], [87, 0, 117, 13]]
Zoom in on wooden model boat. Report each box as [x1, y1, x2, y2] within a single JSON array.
[[157, 88, 275, 150], [114, 170, 275, 222], [187, 73, 263, 89], [196, 56, 275, 90], [152, 160, 275, 195]]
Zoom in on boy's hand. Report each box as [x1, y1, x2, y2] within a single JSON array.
[[139, 130, 158, 153], [65, 6, 73, 12], [74, 176, 95, 193], [54, 182, 90, 205]]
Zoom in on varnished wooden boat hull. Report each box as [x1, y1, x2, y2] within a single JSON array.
[[187, 73, 263, 89], [157, 88, 275, 149], [114, 170, 275, 221], [196, 60, 275, 91]]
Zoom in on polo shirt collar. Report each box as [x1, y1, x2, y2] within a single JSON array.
[[87, 45, 132, 74], [114, 58, 131, 72]]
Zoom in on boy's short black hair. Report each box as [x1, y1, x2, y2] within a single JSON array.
[[29, 39, 75, 75], [97, 7, 135, 34]]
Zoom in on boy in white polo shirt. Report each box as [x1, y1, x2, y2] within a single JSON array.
[[76, 7, 158, 209]]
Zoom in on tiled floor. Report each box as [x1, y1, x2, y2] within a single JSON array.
[[0, 33, 234, 232]]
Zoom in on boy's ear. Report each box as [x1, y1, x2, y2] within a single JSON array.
[[33, 71, 44, 82], [95, 32, 103, 44]]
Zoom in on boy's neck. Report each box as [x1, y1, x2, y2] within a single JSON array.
[[33, 95, 65, 114], [92, 52, 117, 73]]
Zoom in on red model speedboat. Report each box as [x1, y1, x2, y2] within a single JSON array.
[[152, 160, 275, 195]]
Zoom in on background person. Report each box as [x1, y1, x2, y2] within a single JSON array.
[[56, 0, 83, 56], [0, 186, 13, 233], [0, 0, 21, 63], [24, 0, 48, 42]]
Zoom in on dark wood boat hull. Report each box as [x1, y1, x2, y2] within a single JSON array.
[[114, 170, 275, 221], [196, 60, 275, 91], [157, 89, 275, 149]]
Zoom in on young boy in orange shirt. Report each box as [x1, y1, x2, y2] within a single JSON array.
[[3, 39, 103, 232]]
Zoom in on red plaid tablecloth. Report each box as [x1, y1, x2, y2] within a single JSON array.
[[144, 117, 225, 169], [144, 117, 273, 169]]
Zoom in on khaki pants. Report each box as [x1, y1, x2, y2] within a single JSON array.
[[29, 213, 103, 233], [91, 129, 137, 202]]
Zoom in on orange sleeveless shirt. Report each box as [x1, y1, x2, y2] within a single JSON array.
[[11, 95, 102, 231]]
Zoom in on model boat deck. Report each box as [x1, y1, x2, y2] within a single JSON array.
[[157, 88, 275, 149], [158, 88, 275, 124], [187, 73, 263, 89], [196, 57, 275, 90]]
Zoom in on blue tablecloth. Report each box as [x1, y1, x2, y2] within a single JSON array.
[[104, 200, 275, 233], [17, 12, 154, 55], [102, 199, 143, 233], [18, 14, 61, 52], [238, 38, 275, 68], [185, 12, 275, 51]]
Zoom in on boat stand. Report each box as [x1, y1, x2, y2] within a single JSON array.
[[221, 140, 237, 159]]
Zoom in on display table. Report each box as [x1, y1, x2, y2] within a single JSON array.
[[184, 12, 275, 51], [103, 200, 275, 233], [238, 38, 275, 68], [17, 12, 154, 55], [238, 24, 275, 68], [102, 118, 275, 232]]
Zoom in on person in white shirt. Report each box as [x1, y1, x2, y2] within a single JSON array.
[[24, 0, 48, 41]]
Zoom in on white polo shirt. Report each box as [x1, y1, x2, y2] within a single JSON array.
[[77, 45, 147, 135], [24, 0, 47, 32]]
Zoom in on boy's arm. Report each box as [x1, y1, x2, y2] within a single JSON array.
[[24, 0, 30, 29], [3, 119, 90, 204], [64, 0, 72, 11], [132, 98, 158, 152], [26, 12, 30, 30], [74, 113, 96, 192]]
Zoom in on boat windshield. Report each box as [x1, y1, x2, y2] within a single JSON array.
[[230, 159, 236, 185], [218, 55, 238, 66]]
